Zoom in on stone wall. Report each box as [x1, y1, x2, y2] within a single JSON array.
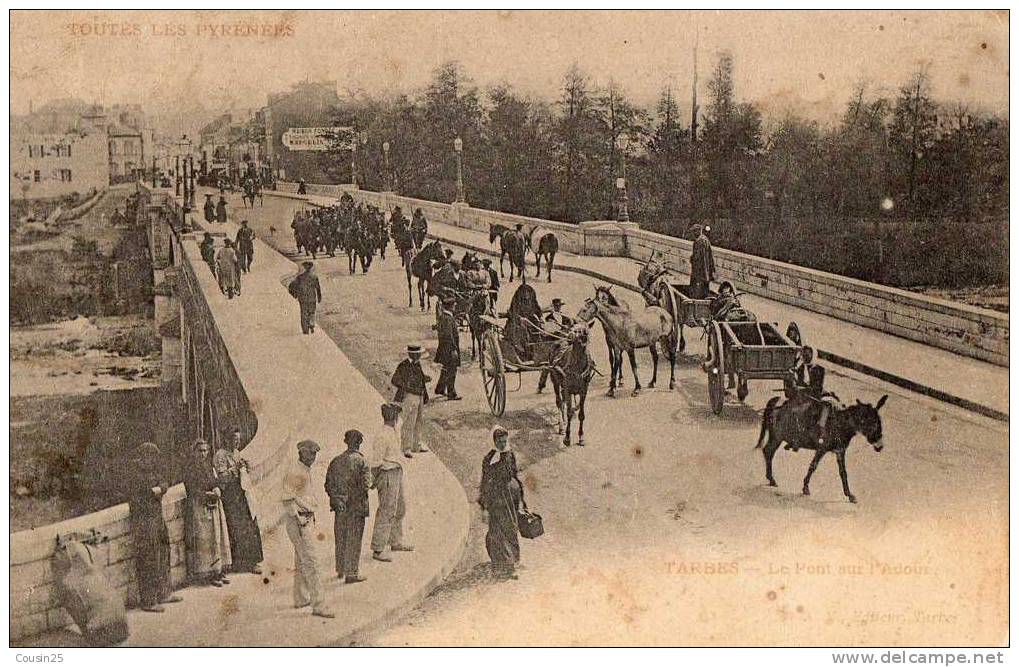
[[281, 182, 1008, 367], [9, 185, 254, 642]]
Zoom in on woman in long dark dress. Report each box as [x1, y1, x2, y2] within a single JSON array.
[[213, 429, 264, 574], [479, 426, 522, 579], [183, 439, 231, 587]]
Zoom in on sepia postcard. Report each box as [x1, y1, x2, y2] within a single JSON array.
[[7, 8, 1010, 653]]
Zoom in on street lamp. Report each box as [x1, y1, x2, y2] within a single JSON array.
[[382, 141, 392, 191], [453, 136, 466, 203], [616, 133, 630, 223]]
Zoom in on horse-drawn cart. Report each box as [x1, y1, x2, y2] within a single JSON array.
[[656, 282, 717, 353], [703, 319, 802, 414], [478, 315, 560, 416]]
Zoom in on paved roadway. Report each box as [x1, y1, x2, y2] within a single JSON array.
[[222, 192, 1007, 646]]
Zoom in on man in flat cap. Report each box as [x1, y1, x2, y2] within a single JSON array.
[[369, 403, 414, 562], [281, 439, 334, 618], [325, 430, 372, 584]]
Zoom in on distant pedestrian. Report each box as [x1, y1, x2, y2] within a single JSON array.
[[125, 442, 184, 611], [479, 426, 522, 579], [183, 439, 231, 587], [216, 195, 228, 223], [203, 194, 215, 224], [434, 297, 462, 400], [216, 239, 241, 298], [689, 224, 715, 299], [235, 220, 255, 273], [213, 429, 264, 574], [481, 258, 500, 307], [390, 344, 431, 454], [297, 178, 307, 195], [325, 429, 372, 584], [199, 232, 216, 274], [369, 403, 414, 562], [281, 439, 335, 618], [288, 261, 322, 334]]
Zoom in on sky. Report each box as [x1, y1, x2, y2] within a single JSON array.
[[10, 10, 1009, 131]]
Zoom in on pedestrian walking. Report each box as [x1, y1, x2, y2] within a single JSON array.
[[434, 297, 462, 400], [125, 442, 184, 611], [203, 194, 216, 224], [213, 429, 264, 574], [689, 224, 715, 299], [216, 239, 241, 298], [369, 403, 414, 562], [216, 195, 228, 223], [325, 429, 372, 584], [390, 344, 431, 453], [235, 220, 255, 273], [183, 439, 231, 587], [281, 439, 334, 618], [288, 261, 322, 334], [479, 426, 523, 579], [199, 232, 216, 275]]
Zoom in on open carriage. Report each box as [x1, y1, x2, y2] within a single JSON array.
[[638, 259, 716, 353], [703, 319, 802, 414], [477, 315, 562, 416]]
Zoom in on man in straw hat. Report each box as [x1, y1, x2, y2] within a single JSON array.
[[390, 344, 432, 454], [280, 439, 334, 618]]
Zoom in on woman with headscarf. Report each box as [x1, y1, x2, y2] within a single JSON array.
[[183, 439, 232, 587], [213, 429, 264, 574], [479, 426, 523, 579], [125, 442, 183, 612], [216, 239, 241, 299]]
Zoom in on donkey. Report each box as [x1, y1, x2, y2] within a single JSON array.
[[755, 394, 888, 503], [576, 285, 677, 397], [549, 322, 596, 446]]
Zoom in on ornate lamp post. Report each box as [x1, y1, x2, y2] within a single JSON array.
[[453, 136, 465, 203], [151, 156, 157, 188], [382, 141, 392, 191], [175, 155, 181, 197], [351, 131, 358, 188], [616, 133, 630, 223]]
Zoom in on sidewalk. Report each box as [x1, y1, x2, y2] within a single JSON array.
[[22, 192, 470, 647], [278, 190, 1008, 420]]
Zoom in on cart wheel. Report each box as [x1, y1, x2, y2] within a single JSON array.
[[737, 377, 749, 403], [707, 323, 725, 415], [479, 329, 506, 416], [658, 282, 683, 354]]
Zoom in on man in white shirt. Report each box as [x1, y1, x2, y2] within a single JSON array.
[[370, 403, 415, 562], [281, 439, 334, 618]]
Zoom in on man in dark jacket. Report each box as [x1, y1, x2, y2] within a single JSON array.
[[689, 224, 715, 299], [216, 196, 228, 224], [537, 298, 573, 394], [410, 208, 428, 249], [199, 233, 216, 274], [481, 258, 500, 307], [235, 220, 255, 273], [391, 345, 431, 453], [434, 297, 461, 400], [203, 194, 216, 224], [324, 429, 372, 583], [289, 261, 322, 334]]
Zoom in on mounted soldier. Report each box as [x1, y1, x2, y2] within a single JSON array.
[[410, 208, 428, 249]]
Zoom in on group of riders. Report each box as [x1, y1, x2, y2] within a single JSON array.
[[291, 193, 396, 274]]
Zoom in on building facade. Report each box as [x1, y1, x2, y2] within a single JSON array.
[[10, 132, 111, 199]]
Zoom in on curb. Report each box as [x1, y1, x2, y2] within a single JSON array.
[[263, 190, 1008, 424]]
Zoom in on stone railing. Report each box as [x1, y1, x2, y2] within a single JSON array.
[[279, 182, 1008, 367]]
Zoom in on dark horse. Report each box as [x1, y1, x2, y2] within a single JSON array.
[[756, 394, 888, 503], [410, 240, 444, 311], [528, 227, 559, 283], [488, 224, 527, 283], [549, 322, 596, 447]]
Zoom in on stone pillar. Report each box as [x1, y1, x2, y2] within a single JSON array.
[[578, 220, 639, 257]]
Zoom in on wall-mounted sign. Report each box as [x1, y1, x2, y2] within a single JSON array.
[[281, 127, 353, 151]]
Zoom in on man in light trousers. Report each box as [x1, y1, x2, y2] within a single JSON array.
[[390, 344, 431, 454], [281, 439, 334, 618], [370, 403, 415, 562]]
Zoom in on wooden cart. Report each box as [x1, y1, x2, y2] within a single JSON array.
[[655, 282, 717, 353], [703, 319, 802, 414], [478, 315, 560, 416]]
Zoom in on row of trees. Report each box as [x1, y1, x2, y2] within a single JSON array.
[[321, 55, 1006, 288]]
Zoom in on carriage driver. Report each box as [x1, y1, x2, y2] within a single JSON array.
[[536, 298, 574, 394]]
